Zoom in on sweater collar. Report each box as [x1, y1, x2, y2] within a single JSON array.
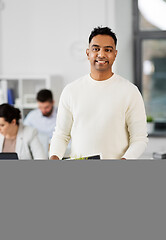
[[87, 73, 116, 85]]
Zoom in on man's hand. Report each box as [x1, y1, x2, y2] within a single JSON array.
[[50, 155, 60, 160]]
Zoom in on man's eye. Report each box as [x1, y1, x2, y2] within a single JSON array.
[[93, 48, 99, 51], [105, 49, 112, 52]]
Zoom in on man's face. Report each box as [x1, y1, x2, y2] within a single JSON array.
[[86, 34, 117, 75], [38, 101, 54, 117]]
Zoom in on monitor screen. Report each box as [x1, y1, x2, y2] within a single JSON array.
[[0, 152, 19, 160]]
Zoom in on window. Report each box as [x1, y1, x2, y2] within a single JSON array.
[[133, 0, 166, 130], [138, 0, 166, 31]]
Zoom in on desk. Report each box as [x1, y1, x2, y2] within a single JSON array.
[[141, 136, 166, 159]]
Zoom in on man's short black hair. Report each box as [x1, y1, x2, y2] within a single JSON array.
[[89, 26, 117, 46], [36, 89, 53, 102]]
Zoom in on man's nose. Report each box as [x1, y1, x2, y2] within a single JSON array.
[[97, 48, 105, 58]]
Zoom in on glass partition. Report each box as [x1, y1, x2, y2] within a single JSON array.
[[142, 40, 166, 120]]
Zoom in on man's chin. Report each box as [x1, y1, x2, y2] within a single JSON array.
[[41, 107, 53, 117], [42, 111, 53, 117], [42, 113, 51, 117], [95, 67, 109, 71], [95, 64, 109, 70]]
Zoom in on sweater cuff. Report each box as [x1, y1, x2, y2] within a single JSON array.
[[122, 141, 148, 160]]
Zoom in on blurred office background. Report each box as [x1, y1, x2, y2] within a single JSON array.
[[0, 0, 166, 158]]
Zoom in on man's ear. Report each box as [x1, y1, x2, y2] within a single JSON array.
[[115, 50, 118, 58], [86, 48, 90, 60]]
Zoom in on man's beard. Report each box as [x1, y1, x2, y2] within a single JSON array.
[[42, 107, 53, 117]]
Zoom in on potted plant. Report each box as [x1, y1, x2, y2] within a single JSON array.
[[147, 115, 154, 134]]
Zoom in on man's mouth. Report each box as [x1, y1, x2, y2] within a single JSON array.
[[95, 60, 108, 64]]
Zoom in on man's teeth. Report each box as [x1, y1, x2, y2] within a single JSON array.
[[97, 60, 107, 63]]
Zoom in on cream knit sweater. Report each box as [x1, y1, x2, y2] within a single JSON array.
[[49, 74, 148, 159]]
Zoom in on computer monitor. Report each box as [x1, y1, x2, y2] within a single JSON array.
[[0, 152, 19, 160]]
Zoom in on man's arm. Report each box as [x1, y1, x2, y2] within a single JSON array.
[[24, 111, 33, 126], [122, 86, 148, 159]]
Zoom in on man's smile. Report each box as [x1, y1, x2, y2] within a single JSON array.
[[95, 59, 109, 64]]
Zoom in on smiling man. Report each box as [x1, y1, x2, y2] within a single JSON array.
[[49, 26, 148, 160], [87, 33, 117, 80]]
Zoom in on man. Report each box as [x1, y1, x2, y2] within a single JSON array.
[[24, 89, 57, 155], [49, 26, 148, 160]]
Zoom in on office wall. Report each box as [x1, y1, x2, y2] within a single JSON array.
[[115, 0, 133, 82], [0, 0, 133, 86]]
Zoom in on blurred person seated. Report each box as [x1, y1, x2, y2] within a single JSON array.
[[24, 89, 57, 156], [0, 103, 47, 159]]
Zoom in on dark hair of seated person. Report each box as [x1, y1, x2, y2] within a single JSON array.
[[0, 103, 21, 125], [36, 89, 53, 103]]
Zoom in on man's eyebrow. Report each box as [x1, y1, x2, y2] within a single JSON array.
[[91, 44, 114, 49], [91, 44, 100, 48], [104, 46, 113, 49]]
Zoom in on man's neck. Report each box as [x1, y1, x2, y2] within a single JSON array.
[[90, 71, 114, 81]]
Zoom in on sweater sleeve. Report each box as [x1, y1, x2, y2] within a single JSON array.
[[49, 86, 73, 159], [122, 86, 148, 159]]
